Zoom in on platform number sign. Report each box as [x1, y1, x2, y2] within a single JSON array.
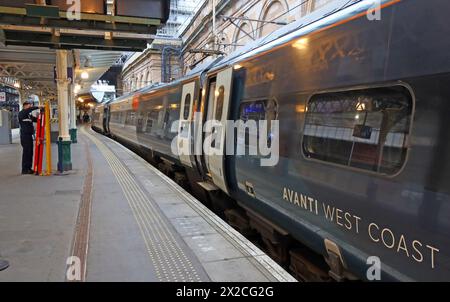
[[0, 92, 6, 103]]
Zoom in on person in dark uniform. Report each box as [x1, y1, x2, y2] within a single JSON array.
[[18, 101, 42, 175]]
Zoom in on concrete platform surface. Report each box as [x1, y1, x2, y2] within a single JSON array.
[[0, 126, 295, 282], [0, 135, 86, 281]]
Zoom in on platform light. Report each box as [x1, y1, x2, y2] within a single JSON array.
[[356, 102, 366, 111], [13, 82, 21, 89], [74, 84, 81, 93], [233, 64, 243, 70], [292, 37, 309, 50], [296, 105, 306, 113], [81, 71, 89, 80], [170, 104, 178, 109]]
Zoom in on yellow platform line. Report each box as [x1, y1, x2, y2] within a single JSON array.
[[81, 128, 201, 282]]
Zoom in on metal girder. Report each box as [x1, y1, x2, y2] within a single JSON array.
[[0, 29, 4, 46], [0, 7, 161, 32], [0, 47, 55, 64], [0, 14, 158, 34], [3, 30, 148, 51], [0, 4, 161, 51], [0, 63, 53, 80]]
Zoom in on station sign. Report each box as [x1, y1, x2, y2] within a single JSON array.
[[0, 92, 6, 103]]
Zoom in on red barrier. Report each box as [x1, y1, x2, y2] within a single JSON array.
[[33, 110, 46, 176]]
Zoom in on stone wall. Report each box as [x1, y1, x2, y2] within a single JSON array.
[[180, 0, 337, 72], [122, 0, 338, 94]]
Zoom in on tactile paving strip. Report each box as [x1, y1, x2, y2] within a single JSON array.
[[82, 128, 203, 282], [95, 130, 297, 282]]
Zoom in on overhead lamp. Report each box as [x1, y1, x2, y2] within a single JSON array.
[[81, 71, 89, 80], [13, 82, 21, 89]]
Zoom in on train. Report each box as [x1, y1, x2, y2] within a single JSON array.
[[92, 0, 450, 281]]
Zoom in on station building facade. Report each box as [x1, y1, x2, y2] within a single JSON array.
[[122, 0, 337, 94]]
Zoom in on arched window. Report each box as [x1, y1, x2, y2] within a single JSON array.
[[146, 70, 152, 85], [259, 1, 288, 38], [302, 0, 335, 16], [312, 0, 335, 10], [139, 73, 144, 89], [234, 22, 254, 50]]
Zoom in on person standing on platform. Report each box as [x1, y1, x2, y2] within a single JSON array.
[[83, 112, 90, 123], [18, 101, 42, 175]]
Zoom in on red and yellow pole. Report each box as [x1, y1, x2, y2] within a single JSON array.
[[45, 101, 52, 176]]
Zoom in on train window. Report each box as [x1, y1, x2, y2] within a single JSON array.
[[183, 93, 191, 120], [215, 85, 225, 121], [302, 86, 413, 175], [125, 111, 136, 125], [239, 99, 278, 147]]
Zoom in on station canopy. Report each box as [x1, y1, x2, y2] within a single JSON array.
[[0, 0, 171, 99], [0, 0, 170, 51]]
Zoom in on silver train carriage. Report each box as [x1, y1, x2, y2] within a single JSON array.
[[92, 0, 450, 281]]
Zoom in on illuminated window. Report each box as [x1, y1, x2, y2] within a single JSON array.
[[239, 99, 278, 147], [215, 86, 225, 121], [183, 93, 192, 120]]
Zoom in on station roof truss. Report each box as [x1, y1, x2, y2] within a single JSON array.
[[0, 4, 163, 52], [0, 45, 123, 101]]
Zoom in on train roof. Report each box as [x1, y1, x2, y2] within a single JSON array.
[[208, 0, 390, 71], [108, 0, 394, 107]]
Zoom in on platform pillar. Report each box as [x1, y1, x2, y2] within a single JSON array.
[[69, 84, 77, 144], [69, 52, 78, 144], [56, 50, 72, 172]]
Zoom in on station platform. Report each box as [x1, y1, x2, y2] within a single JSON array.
[[0, 126, 295, 282]]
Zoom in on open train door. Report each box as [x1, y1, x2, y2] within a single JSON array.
[[204, 67, 233, 194], [178, 81, 195, 167]]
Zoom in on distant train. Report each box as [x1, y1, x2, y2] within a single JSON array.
[[92, 0, 450, 281]]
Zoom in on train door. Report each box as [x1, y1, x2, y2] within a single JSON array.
[[204, 67, 233, 193], [178, 82, 195, 167]]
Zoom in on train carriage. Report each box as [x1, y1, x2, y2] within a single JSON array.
[[92, 0, 450, 281]]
